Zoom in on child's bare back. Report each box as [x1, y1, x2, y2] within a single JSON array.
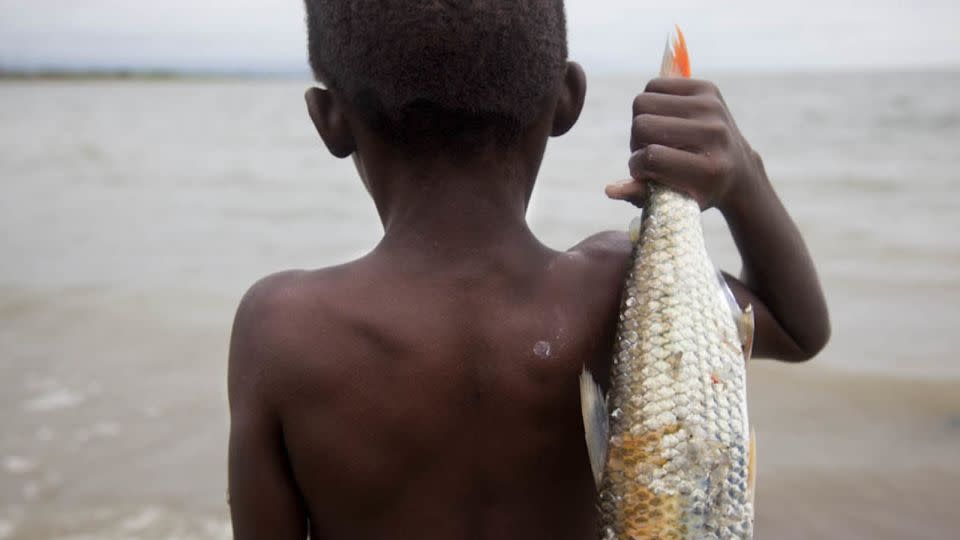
[[227, 2, 828, 538], [230, 231, 633, 538]]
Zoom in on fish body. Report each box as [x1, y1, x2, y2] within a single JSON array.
[[580, 28, 756, 540]]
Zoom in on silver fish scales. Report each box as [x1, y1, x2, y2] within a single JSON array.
[[579, 28, 756, 540]]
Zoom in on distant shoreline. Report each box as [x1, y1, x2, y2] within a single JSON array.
[[2, 65, 958, 82], [0, 69, 310, 81]]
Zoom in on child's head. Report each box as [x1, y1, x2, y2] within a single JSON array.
[[304, 0, 575, 152]]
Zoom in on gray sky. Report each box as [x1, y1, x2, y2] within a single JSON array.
[[1, 0, 958, 73]]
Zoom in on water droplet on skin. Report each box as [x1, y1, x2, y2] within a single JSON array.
[[533, 341, 552, 359]]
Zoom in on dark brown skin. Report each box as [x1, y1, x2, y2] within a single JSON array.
[[228, 62, 829, 539]]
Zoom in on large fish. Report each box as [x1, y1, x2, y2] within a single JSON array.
[[580, 27, 757, 540]]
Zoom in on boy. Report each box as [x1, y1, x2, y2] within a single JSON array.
[[228, 1, 829, 538]]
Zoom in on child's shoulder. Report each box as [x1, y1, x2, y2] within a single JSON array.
[[227, 263, 367, 385], [569, 230, 633, 260], [566, 229, 634, 284], [232, 267, 343, 336], [545, 229, 635, 326]]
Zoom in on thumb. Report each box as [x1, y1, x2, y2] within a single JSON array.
[[605, 178, 649, 208]]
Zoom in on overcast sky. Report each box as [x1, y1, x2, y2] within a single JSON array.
[[1, 0, 958, 73]]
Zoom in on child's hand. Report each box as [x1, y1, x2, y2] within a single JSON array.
[[605, 78, 765, 215], [605, 78, 830, 361]]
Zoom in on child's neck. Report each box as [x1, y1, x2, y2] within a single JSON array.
[[368, 152, 550, 269]]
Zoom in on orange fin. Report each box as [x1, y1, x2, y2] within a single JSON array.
[[673, 25, 691, 78], [659, 25, 692, 79]]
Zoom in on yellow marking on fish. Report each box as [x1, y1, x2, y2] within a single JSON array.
[[603, 428, 689, 539]]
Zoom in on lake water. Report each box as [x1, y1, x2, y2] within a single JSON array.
[[1, 71, 959, 538]]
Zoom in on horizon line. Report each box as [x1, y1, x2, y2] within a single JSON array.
[[3, 63, 959, 80]]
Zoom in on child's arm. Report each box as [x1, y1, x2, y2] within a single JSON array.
[[606, 77, 830, 361], [228, 280, 309, 539]]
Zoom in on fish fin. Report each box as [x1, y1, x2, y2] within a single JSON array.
[[660, 25, 692, 79], [739, 304, 756, 362], [716, 269, 743, 322], [659, 35, 675, 78], [579, 367, 609, 489], [672, 25, 692, 78], [747, 426, 758, 509], [628, 216, 643, 244]]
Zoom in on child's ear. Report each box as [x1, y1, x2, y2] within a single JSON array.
[[305, 87, 356, 158], [551, 61, 587, 137]]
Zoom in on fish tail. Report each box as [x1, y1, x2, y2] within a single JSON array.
[[660, 25, 692, 79]]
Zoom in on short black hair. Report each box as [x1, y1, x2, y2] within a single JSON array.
[[305, 0, 568, 148]]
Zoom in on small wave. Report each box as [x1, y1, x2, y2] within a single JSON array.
[[0, 519, 15, 540], [829, 175, 902, 194], [11, 506, 232, 540], [874, 113, 960, 131], [22, 387, 85, 412], [2, 456, 37, 475], [34, 426, 55, 441], [120, 507, 162, 532], [74, 422, 122, 443], [22, 481, 39, 500], [93, 421, 121, 437]]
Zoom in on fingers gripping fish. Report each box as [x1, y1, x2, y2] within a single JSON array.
[[580, 27, 757, 540]]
